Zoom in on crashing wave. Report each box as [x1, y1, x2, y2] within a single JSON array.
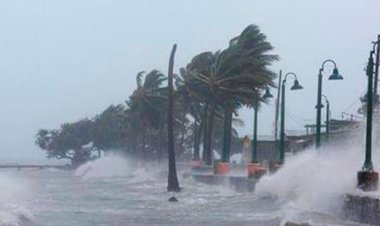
[[75, 155, 132, 179], [0, 174, 34, 226]]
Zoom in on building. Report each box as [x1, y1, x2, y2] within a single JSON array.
[[240, 135, 289, 163]]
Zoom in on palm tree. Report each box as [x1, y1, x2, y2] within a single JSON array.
[[92, 104, 129, 155], [175, 68, 205, 161], [127, 70, 167, 159], [167, 44, 180, 192], [185, 24, 278, 165]]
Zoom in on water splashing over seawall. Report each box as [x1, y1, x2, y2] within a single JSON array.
[[255, 133, 380, 221]]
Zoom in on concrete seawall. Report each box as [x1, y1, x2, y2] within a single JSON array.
[[190, 172, 380, 225], [344, 193, 380, 225]]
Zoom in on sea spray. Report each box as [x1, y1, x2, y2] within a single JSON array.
[[0, 172, 34, 226], [230, 153, 242, 164], [254, 139, 378, 219], [0, 173, 29, 203], [75, 155, 132, 179]]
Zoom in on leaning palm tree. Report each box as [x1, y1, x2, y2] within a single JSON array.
[[92, 104, 130, 155], [127, 70, 168, 159], [167, 44, 180, 192], [175, 68, 206, 161], [185, 24, 278, 165]]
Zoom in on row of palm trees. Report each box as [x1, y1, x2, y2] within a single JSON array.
[[176, 24, 278, 165], [35, 24, 278, 171]]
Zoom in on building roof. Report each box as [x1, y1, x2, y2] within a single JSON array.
[[243, 135, 275, 141]]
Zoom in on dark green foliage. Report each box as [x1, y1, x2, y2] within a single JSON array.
[[35, 119, 95, 167], [128, 70, 167, 130], [92, 105, 129, 151], [182, 24, 278, 164]]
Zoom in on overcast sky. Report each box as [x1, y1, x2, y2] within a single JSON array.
[[0, 0, 379, 161]]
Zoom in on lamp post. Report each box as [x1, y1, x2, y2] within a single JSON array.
[[278, 72, 303, 165], [252, 88, 273, 162], [358, 40, 379, 191], [248, 88, 273, 178], [315, 60, 343, 148], [322, 95, 330, 142]]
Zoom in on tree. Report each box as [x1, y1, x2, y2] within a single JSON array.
[[35, 118, 95, 168], [127, 70, 168, 158], [175, 68, 206, 161], [167, 44, 181, 192], [92, 104, 129, 155], [185, 24, 278, 165]]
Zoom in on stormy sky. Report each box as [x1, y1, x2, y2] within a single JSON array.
[[0, 0, 379, 161]]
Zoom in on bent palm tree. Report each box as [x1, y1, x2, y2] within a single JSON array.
[[167, 44, 180, 192], [127, 70, 167, 158], [186, 24, 278, 165], [175, 68, 206, 161]]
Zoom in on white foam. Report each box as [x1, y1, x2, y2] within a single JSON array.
[[0, 173, 34, 226], [128, 166, 156, 183], [75, 155, 132, 180], [255, 141, 367, 216], [230, 153, 242, 164]]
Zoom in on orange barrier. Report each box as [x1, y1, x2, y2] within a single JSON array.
[[214, 162, 230, 175], [247, 163, 267, 179]]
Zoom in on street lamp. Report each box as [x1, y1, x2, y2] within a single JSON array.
[[316, 59, 343, 148], [322, 95, 330, 142], [358, 40, 380, 191], [252, 87, 273, 162], [247, 87, 273, 178], [279, 72, 303, 165]]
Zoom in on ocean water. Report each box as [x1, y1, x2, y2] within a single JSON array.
[[0, 150, 373, 226]]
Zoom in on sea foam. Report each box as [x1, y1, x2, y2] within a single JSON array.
[[75, 155, 132, 179]]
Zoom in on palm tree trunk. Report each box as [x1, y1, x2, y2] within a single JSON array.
[[193, 121, 201, 160], [158, 115, 164, 162], [204, 102, 215, 165], [221, 108, 232, 162], [141, 129, 146, 160], [167, 44, 180, 192], [179, 119, 186, 161], [158, 129, 163, 161], [202, 104, 208, 162]]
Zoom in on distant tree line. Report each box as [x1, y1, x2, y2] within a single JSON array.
[[35, 24, 278, 168]]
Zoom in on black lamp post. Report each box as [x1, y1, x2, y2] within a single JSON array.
[[248, 88, 273, 178], [279, 72, 303, 164], [322, 95, 330, 142], [316, 60, 343, 148], [358, 40, 379, 191], [252, 88, 273, 163]]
